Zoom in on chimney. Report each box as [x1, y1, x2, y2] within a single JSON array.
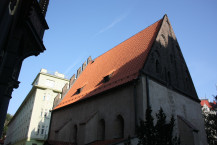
[[53, 93, 61, 109], [82, 61, 87, 71], [70, 74, 76, 88], [76, 67, 82, 78], [87, 56, 92, 64], [62, 83, 69, 97]]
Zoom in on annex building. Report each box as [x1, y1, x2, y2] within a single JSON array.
[[4, 69, 69, 145], [47, 15, 207, 145]]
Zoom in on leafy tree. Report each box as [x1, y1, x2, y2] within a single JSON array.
[[203, 96, 217, 145], [1, 113, 13, 139], [137, 107, 180, 145]]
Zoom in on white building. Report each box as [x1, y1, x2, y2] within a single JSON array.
[[4, 69, 69, 145]]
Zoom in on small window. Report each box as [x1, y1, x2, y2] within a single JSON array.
[[103, 72, 114, 83], [75, 85, 85, 95], [41, 126, 44, 134], [104, 75, 110, 82], [76, 88, 81, 94], [41, 129, 44, 134]]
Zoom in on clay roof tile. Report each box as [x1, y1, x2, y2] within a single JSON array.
[[54, 18, 163, 110]]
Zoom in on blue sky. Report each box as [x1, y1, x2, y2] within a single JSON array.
[[7, 0, 217, 115]]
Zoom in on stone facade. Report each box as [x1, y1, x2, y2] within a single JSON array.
[[49, 83, 135, 144]]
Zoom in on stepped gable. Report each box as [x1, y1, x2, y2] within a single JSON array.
[[54, 18, 163, 110]]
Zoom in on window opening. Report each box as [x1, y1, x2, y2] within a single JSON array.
[[103, 72, 114, 83]]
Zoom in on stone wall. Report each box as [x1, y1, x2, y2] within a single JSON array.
[[49, 84, 136, 145]]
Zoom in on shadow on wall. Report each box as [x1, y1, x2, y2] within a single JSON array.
[[30, 116, 50, 141], [143, 35, 198, 101]]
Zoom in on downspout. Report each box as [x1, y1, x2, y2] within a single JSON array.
[[133, 79, 138, 133], [145, 75, 150, 108]]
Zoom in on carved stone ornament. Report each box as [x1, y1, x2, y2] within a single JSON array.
[[9, 0, 19, 15]]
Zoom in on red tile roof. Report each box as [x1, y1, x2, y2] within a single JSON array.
[[54, 18, 163, 110], [201, 99, 212, 108]]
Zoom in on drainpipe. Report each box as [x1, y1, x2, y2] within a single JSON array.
[[145, 76, 150, 108], [133, 79, 138, 133]]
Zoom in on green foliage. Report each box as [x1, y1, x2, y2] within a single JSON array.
[[137, 107, 180, 145], [1, 113, 13, 139], [137, 106, 155, 145], [203, 96, 217, 145]]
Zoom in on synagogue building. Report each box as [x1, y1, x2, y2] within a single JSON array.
[[46, 15, 207, 145]]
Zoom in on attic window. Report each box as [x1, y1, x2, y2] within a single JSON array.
[[103, 72, 114, 83], [104, 75, 110, 83], [75, 85, 85, 95], [76, 88, 82, 94]]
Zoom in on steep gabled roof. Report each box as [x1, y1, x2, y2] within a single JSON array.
[[54, 17, 163, 110]]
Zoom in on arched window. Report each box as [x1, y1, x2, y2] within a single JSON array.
[[161, 34, 167, 47], [73, 125, 78, 143], [114, 115, 124, 139], [98, 119, 105, 140]]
